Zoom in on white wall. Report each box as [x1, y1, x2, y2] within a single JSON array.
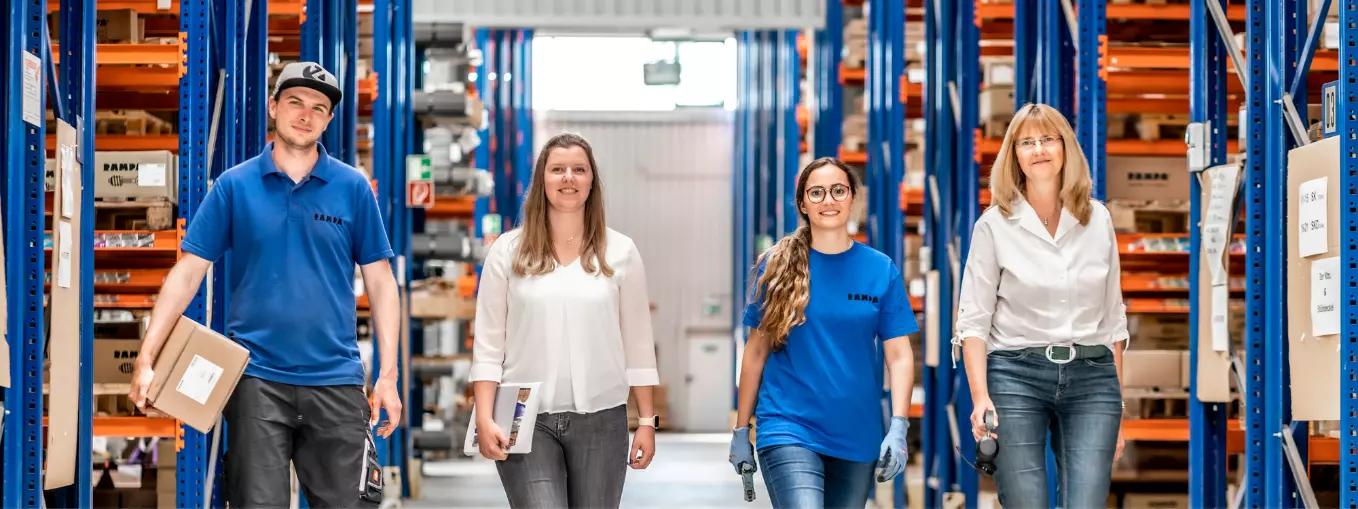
[[535, 109, 734, 430]]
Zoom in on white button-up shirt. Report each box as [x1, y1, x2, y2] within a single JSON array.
[[470, 227, 660, 414], [954, 198, 1130, 351]]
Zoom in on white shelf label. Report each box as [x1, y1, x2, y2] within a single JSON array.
[[1298, 177, 1329, 258], [138, 163, 166, 187], [1211, 284, 1229, 352], [1311, 256, 1341, 337], [56, 221, 72, 289], [22, 51, 40, 127]]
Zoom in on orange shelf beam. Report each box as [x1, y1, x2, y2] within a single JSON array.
[[51, 44, 179, 65], [1121, 418, 1244, 442], [1105, 46, 1338, 72], [1309, 437, 1340, 464], [899, 186, 991, 211], [91, 67, 180, 91], [44, 416, 179, 437], [978, 3, 1247, 22], [47, 134, 178, 152], [980, 138, 1240, 157], [840, 64, 866, 84], [839, 147, 867, 165], [424, 195, 477, 219]]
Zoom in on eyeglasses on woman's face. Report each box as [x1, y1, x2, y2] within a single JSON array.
[[1015, 135, 1062, 151], [806, 184, 851, 203]]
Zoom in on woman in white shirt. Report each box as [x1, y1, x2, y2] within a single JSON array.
[[954, 103, 1129, 509], [470, 133, 660, 508]]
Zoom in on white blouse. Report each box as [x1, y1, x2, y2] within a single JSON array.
[[954, 198, 1130, 352], [469, 227, 660, 414]]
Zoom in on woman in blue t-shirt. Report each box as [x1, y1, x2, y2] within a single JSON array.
[[728, 157, 920, 508]]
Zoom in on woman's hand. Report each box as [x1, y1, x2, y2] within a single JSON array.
[[1114, 427, 1125, 463], [475, 419, 510, 461], [629, 426, 656, 469], [971, 397, 998, 441]]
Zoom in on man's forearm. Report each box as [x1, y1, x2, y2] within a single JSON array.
[[371, 276, 400, 381], [138, 261, 207, 368]]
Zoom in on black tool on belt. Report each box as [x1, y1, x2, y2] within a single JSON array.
[[975, 410, 999, 476]]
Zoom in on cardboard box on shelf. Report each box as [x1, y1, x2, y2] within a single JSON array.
[[1129, 314, 1189, 349], [1106, 156, 1191, 201], [409, 279, 476, 320], [94, 339, 145, 384], [1124, 494, 1191, 509], [146, 316, 250, 434], [94, 151, 179, 202], [1122, 350, 1185, 391], [46, 120, 85, 489], [1286, 136, 1341, 421]]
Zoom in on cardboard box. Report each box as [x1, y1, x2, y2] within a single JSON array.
[[96, 10, 140, 43], [1286, 136, 1341, 421], [1106, 156, 1190, 201], [1122, 350, 1184, 391], [409, 279, 476, 320], [95, 151, 178, 202], [1130, 314, 1190, 349], [147, 316, 250, 434], [94, 339, 145, 384], [1124, 494, 1191, 509], [979, 87, 1015, 122]]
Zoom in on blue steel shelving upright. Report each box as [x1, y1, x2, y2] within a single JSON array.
[[1188, 1, 1231, 507], [1341, 1, 1358, 507], [2, 0, 52, 503], [732, 28, 799, 406], [921, 0, 981, 505]]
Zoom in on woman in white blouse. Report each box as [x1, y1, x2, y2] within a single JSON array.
[[954, 103, 1129, 509], [470, 133, 660, 508]]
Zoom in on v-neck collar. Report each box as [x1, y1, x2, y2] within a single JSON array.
[[1010, 198, 1076, 245]]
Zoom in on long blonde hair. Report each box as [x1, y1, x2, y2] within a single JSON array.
[[511, 133, 613, 278], [989, 103, 1093, 225], [748, 158, 862, 351]]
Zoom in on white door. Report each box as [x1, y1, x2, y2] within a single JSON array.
[[685, 326, 734, 432]]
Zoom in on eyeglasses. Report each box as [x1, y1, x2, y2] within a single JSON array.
[[1016, 135, 1062, 151], [806, 184, 851, 203]]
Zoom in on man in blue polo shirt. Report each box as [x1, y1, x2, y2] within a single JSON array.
[[127, 62, 400, 508]]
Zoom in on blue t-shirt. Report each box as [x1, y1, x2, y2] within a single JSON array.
[[742, 241, 919, 463], [180, 142, 394, 386]]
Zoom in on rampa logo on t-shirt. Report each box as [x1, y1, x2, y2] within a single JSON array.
[[847, 293, 878, 304]]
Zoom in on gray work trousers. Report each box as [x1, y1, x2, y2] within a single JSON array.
[[494, 404, 630, 508]]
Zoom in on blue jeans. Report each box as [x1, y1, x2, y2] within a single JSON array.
[[757, 444, 875, 509], [987, 347, 1121, 509]]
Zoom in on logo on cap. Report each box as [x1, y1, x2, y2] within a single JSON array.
[[303, 65, 325, 81]]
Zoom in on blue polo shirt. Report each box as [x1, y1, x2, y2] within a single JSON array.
[[181, 142, 394, 386], [743, 241, 918, 463]]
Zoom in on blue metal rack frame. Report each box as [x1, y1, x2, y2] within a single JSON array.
[[2, 0, 50, 502], [1342, 1, 1358, 507], [1188, 1, 1231, 507], [811, 1, 841, 161]]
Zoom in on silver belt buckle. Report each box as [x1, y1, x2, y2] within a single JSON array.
[[1045, 344, 1075, 364]]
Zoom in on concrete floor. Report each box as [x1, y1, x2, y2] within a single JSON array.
[[407, 433, 779, 509]]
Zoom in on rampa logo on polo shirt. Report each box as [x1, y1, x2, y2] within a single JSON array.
[[847, 293, 878, 304], [314, 213, 344, 225]]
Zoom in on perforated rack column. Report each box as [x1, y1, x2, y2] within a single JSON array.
[[1340, 0, 1358, 506], [176, 0, 212, 505], [1188, 1, 1231, 507], [2, 0, 49, 503]]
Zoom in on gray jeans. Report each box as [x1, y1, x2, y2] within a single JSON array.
[[495, 404, 630, 508]]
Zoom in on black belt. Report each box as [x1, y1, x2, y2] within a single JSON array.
[[1021, 344, 1110, 363]]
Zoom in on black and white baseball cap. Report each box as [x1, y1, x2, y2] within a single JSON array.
[[273, 61, 343, 109]]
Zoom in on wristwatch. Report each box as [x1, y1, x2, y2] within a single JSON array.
[[637, 416, 661, 430]]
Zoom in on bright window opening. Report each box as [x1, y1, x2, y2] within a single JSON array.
[[531, 36, 737, 111]]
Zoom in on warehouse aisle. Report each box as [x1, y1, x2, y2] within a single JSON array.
[[412, 433, 774, 508]]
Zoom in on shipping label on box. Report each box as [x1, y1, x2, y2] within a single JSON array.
[[95, 151, 178, 202]]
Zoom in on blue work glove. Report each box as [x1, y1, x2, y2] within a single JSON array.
[[729, 426, 757, 474], [875, 417, 910, 482]]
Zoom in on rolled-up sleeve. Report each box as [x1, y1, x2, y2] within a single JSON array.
[[619, 241, 660, 386], [470, 236, 511, 382], [1096, 214, 1130, 345], [955, 219, 999, 344]]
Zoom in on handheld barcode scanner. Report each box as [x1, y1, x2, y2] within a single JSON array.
[[975, 410, 998, 476], [740, 463, 756, 502]]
